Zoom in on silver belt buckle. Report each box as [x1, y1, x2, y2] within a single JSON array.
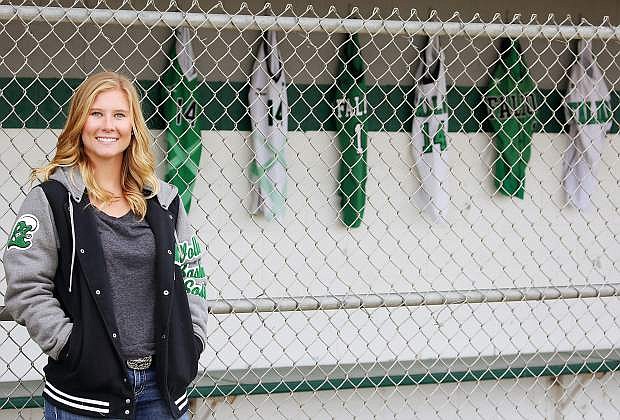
[[126, 355, 152, 370]]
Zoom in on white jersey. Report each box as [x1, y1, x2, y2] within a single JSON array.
[[248, 31, 289, 220], [411, 36, 450, 221], [563, 39, 612, 210]]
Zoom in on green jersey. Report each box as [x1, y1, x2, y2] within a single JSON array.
[[485, 39, 537, 199], [335, 33, 368, 228], [162, 27, 202, 212]]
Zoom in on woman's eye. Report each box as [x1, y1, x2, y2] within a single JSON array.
[[91, 111, 102, 117], [114, 113, 126, 119]]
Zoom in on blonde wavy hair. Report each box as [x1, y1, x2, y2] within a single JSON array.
[[33, 71, 159, 218]]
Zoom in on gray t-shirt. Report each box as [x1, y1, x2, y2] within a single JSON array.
[[94, 208, 157, 359]]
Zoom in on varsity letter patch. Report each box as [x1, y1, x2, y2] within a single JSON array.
[[7, 214, 39, 250]]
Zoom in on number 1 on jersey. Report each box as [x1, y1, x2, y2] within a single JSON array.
[[355, 123, 363, 154]]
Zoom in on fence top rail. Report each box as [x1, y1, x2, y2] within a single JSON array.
[[0, 6, 618, 40], [2, 283, 618, 320]]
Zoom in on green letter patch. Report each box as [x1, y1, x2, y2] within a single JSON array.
[[7, 214, 40, 250]]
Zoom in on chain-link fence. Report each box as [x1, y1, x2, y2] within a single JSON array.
[[1, 2, 620, 419]]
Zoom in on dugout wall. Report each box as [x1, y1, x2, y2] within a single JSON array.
[[1, 2, 620, 419]]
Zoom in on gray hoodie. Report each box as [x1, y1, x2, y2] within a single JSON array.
[[4, 166, 208, 360]]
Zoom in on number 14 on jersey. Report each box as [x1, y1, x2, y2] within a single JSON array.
[[175, 98, 199, 127]]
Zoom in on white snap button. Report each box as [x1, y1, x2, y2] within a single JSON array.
[[125, 410, 130, 415], [167, 249, 172, 255], [112, 333, 117, 338], [163, 290, 169, 296], [80, 249, 84, 254], [125, 398, 131, 404], [95, 290, 101, 295]]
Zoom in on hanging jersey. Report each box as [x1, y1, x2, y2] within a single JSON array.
[[485, 38, 537, 199], [563, 39, 612, 210], [162, 26, 202, 213], [411, 36, 449, 222], [335, 33, 368, 228], [248, 31, 288, 220]]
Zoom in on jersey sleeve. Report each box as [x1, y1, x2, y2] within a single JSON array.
[[3, 186, 73, 360]]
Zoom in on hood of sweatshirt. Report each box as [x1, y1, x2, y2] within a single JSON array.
[[49, 166, 178, 210]]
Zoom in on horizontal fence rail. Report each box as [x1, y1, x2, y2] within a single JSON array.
[[1, 284, 619, 320], [0, 6, 618, 39], [207, 283, 620, 313]]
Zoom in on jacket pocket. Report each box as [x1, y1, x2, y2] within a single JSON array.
[[57, 333, 71, 362], [192, 334, 202, 377], [63, 322, 82, 370], [193, 334, 203, 360]]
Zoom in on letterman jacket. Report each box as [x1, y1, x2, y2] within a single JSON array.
[[4, 166, 208, 419]]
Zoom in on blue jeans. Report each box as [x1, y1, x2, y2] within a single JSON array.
[[44, 368, 190, 420]]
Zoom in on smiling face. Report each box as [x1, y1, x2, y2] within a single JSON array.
[[81, 89, 132, 167]]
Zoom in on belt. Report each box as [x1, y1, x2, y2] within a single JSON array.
[[126, 355, 152, 370]]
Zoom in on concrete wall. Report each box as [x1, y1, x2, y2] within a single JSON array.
[[1, 127, 619, 379]]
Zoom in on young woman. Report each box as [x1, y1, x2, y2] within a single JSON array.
[[4, 72, 208, 419]]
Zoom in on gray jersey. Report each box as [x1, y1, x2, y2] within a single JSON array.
[[248, 31, 289, 220], [563, 40, 612, 210], [411, 36, 450, 222]]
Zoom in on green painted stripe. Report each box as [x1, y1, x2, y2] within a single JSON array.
[[188, 359, 620, 398], [1, 78, 619, 133], [0, 396, 44, 410], [2, 359, 617, 409]]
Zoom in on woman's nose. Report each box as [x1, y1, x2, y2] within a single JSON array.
[[102, 114, 114, 130]]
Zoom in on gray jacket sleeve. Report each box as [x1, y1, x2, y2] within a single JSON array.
[[3, 187, 72, 360], [174, 202, 208, 351]]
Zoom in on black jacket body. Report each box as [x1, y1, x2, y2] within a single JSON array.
[[41, 180, 199, 419]]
